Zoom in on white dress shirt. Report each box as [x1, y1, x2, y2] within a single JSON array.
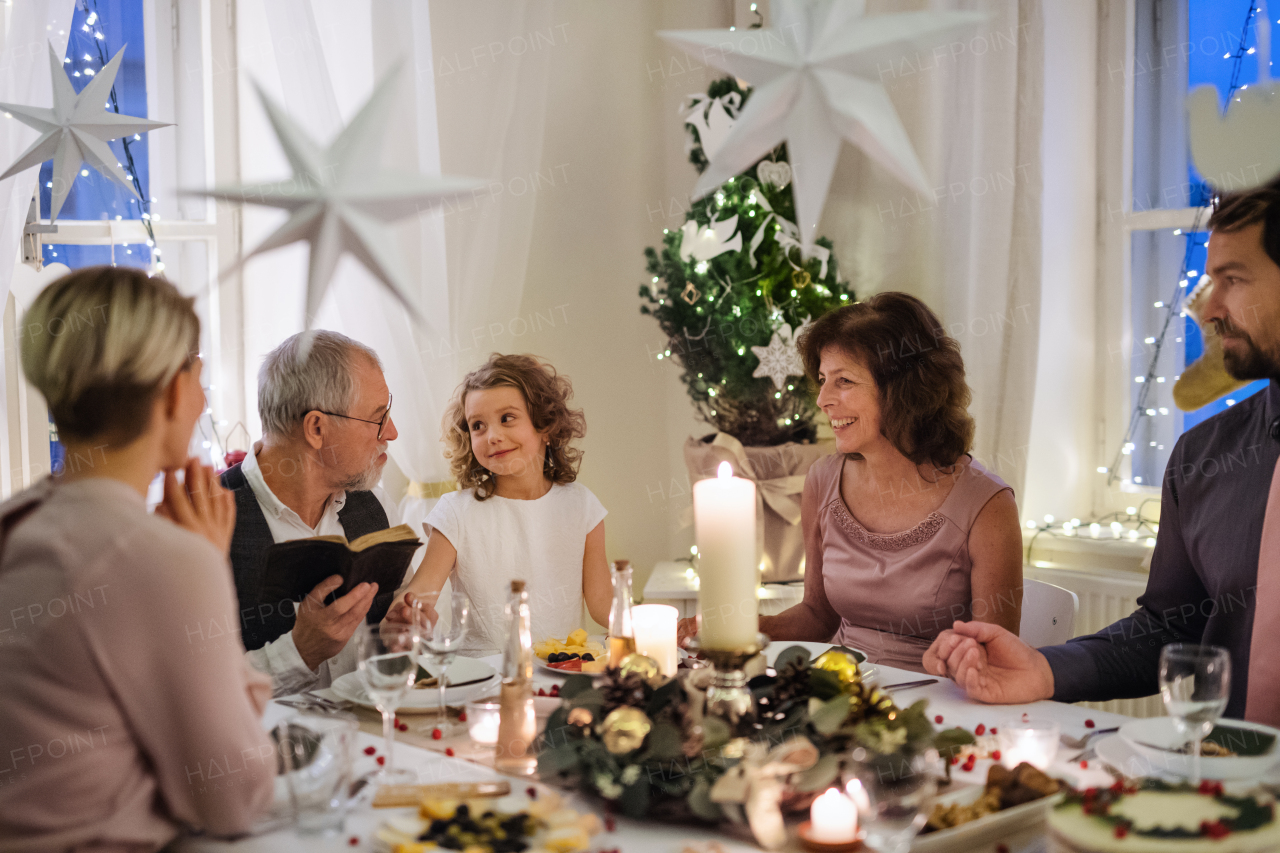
[[240, 448, 417, 696]]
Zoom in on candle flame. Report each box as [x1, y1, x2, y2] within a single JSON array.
[[717, 461, 733, 479]]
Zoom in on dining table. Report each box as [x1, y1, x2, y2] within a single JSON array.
[[175, 645, 1135, 853]]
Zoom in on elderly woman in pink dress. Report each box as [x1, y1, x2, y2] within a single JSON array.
[[0, 267, 274, 850], [763, 292, 1024, 671], [683, 293, 1023, 673]]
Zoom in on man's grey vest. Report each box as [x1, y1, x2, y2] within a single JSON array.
[[221, 463, 391, 651]]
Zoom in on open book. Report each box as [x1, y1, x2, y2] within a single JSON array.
[[256, 524, 422, 639]]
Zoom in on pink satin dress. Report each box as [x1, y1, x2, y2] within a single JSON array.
[[806, 453, 1014, 672]]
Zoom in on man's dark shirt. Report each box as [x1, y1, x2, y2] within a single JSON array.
[[1041, 380, 1280, 718]]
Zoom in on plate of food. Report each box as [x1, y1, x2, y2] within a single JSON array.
[[912, 761, 1063, 852], [330, 657, 498, 713], [374, 783, 602, 853], [534, 630, 608, 674], [1117, 718, 1279, 780]]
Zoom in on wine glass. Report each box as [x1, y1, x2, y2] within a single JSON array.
[[413, 591, 472, 734], [356, 620, 420, 784], [845, 748, 940, 853], [1158, 643, 1231, 785]]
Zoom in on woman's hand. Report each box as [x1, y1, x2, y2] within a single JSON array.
[[923, 620, 1055, 705], [676, 616, 699, 648], [156, 457, 236, 553]]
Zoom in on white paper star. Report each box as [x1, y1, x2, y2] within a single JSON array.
[[193, 65, 482, 325], [660, 0, 984, 248], [751, 320, 810, 390], [0, 44, 170, 221]]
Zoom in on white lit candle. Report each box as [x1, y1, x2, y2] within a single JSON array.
[[998, 719, 1060, 770], [466, 702, 501, 746], [632, 604, 679, 677], [693, 461, 758, 649], [809, 788, 858, 843]]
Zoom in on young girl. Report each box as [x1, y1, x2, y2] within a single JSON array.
[[399, 354, 612, 655]]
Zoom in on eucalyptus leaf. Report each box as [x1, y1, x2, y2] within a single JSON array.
[[687, 776, 723, 822], [830, 645, 866, 664], [792, 753, 842, 792], [701, 717, 733, 752], [808, 669, 844, 701], [810, 695, 852, 736], [644, 722, 686, 762], [619, 778, 651, 819], [559, 674, 596, 701], [773, 645, 812, 672]]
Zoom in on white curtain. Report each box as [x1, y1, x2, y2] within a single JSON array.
[[237, 0, 552, 530], [819, 0, 1044, 498]]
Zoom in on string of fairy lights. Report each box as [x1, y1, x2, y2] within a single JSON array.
[[1101, 0, 1259, 489], [1029, 1, 1261, 551], [44, 0, 165, 274]]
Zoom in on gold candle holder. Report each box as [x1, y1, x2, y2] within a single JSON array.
[[685, 632, 769, 729]]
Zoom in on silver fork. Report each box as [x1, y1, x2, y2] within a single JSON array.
[[1060, 727, 1119, 751], [301, 690, 352, 711]]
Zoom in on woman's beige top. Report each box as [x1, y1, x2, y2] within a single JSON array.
[[806, 454, 1014, 672], [0, 478, 275, 852]]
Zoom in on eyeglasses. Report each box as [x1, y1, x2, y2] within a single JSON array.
[[314, 393, 393, 440]]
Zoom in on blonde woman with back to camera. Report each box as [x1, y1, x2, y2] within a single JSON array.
[[0, 267, 275, 850]]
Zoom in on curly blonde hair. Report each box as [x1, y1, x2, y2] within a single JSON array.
[[443, 353, 587, 500]]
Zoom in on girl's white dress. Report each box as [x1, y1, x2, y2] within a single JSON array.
[[425, 482, 608, 655]]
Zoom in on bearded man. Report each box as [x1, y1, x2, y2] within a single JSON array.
[[923, 180, 1280, 725], [223, 330, 409, 696]]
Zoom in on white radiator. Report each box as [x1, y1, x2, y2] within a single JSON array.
[[1025, 565, 1164, 719]]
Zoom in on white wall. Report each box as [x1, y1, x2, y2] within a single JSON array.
[[1022, 0, 1099, 525]]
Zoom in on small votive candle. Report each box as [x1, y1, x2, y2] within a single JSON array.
[[998, 718, 1060, 770], [632, 604, 679, 676], [465, 701, 501, 746], [809, 787, 858, 843]]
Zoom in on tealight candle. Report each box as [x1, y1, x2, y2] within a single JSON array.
[[632, 604, 679, 676], [998, 718, 1060, 770], [693, 461, 758, 650], [809, 787, 858, 843], [465, 701, 501, 746]]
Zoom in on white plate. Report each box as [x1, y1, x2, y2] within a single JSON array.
[[331, 657, 498, 711], [1114, 718, 1280, 780], [534, 635, 608, 675], [763, 642, 876, 682], [911, 783, 1063, 852]]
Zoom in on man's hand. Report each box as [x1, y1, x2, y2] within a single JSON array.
[[384, 591, 439, 628], [156, 458, 236, 553], [923, 620, 1056, 705], [292, 576, 378, 671]]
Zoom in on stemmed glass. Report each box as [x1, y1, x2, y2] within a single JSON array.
[[413, 591, 473, 734], [356, 620, 420, 784], [1158, 643, 1231, 785], [845, 748, 940, 853]]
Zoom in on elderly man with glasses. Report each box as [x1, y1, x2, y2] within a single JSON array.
[[221, 330, 412, 696]]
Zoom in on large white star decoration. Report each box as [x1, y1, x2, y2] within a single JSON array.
[[192, 64, 481, 326], [660, 0, 985, 248], [751, 318, 811, 390], [0, 44, 171, 221]]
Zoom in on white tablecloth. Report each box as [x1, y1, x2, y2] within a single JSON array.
[[176, 648, 1133, 853]]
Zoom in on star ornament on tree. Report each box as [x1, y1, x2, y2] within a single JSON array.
[[659, 0, 986, 249], [752, 318, 811, 390], [192, 63, 482, 326], [0, 44, 171, 221]]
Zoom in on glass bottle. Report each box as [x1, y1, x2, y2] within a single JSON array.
[[495, 580, 537, 775], [607, 560, 637, 666]]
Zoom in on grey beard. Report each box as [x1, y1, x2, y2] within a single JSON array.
[[337, 456, 384, 492]]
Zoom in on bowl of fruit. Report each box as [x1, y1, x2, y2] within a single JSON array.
[[533, 629, 608, 674]]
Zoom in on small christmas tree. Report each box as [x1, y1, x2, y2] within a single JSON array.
[[641, 77, 856, 447]]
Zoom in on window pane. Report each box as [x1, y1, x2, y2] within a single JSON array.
[[1132, 0, 1268, 211], [1128, 228, 1266, 485], [39, 0, 152, 270]]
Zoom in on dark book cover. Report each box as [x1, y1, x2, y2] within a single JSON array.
[[254, 524, 422, 644]]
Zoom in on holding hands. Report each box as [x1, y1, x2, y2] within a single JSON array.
[[923, 620, 1056, 705]]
